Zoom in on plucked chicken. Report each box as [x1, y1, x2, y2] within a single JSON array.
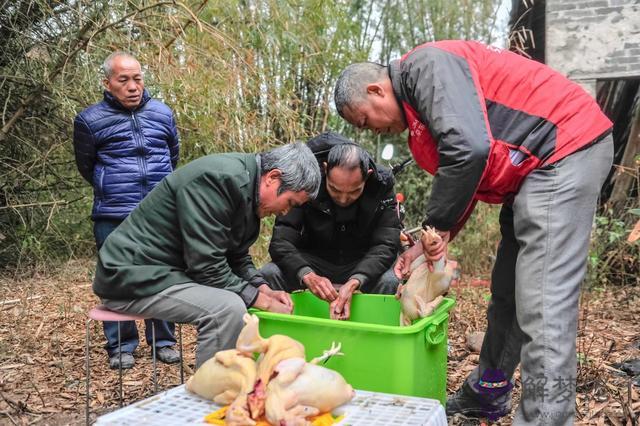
[[185, 349, 256, 405], [399, 228, 454, 326], [187, 314, 354, 425], [236, 313, 306, 419], [264, 344, 354, 426]]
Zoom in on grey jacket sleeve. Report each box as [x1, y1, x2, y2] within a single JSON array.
[[402, 46, 491, 231]]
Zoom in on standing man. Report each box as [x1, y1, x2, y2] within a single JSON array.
[[73, 52, 180, 370], [93, 143, 321, 368], [334, 40, 613, 424], [261, 132, 401, 320]]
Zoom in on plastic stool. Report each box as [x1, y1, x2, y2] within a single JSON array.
[[85, 305, 184, 424]]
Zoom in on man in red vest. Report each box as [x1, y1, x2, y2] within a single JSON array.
[[334, 40, 613, 425]]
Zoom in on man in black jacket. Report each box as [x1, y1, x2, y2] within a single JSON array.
[[260, 132, 401, 320]]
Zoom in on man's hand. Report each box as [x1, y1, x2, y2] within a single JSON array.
[[302, 272, 338, 302], [395, 283, 404, 300], [330, 279, 359, 320], [394, 243, 422, 279], [252, 288, 293, 314], [257, 284, 293, 312], [422, 229, 450, 272]]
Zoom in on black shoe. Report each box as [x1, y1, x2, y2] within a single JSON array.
[[109, 352, 135, 370], [155, 346, 180, 364], [446, 382, 511, 420]]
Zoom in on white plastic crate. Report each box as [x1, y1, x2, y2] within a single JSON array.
[[96, 385, 447, 425]]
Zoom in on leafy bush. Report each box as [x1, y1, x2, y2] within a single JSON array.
[[587, 208, 640, 289], [0, 0, 504, 274]]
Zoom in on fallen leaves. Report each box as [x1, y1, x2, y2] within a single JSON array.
[[0, 364, 24, 370], [0, 260, 637, 425], [448, 281, 639, 425], [0, 260, 198, 424], [465, 331, 485, 354]]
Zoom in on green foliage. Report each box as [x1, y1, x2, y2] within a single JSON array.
[[447, 203, 501, 278], [586, 208, 640, 289], [251, 216, 277, 267], [0, 0, 504, 275], [1, 0, 212, 270]]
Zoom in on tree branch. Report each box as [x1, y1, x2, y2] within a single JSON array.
[[0, 1, 178, 143]]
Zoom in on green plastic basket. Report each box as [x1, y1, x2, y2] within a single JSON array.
[[250, 292, 454, 404]]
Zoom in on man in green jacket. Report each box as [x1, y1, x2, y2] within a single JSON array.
[[94, 143, 321, 367]]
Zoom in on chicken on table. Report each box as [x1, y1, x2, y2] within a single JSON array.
[[187, 314, 354, 425]]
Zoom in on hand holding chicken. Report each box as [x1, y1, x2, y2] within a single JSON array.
[[398, 228, 454, 326]]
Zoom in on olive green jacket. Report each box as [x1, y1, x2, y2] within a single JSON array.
[[93, 153, 263, 306]]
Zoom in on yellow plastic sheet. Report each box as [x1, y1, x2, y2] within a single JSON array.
[[204, 405, 344, 425]]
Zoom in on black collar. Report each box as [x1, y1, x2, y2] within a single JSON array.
[[388, 60, 407, 103]]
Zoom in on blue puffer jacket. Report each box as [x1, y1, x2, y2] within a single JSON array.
[[73, 89, 180, 220]]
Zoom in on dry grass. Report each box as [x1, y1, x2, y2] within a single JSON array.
[[0, 260, 637, 425]]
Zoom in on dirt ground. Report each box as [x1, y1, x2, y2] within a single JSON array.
[[0, 260, 638, 425]]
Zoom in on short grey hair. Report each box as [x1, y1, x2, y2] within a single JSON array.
[[327, 144, 370, 181], [334, 62, 387, 117], [260, 142, 321, 198], [102, 51, 140, 79]]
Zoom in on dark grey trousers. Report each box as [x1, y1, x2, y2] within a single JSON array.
[[102, 283, 246, 368], [465, 136, 613, 425]]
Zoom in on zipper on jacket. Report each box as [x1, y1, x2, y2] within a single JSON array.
[[131, 111, 148, 198]]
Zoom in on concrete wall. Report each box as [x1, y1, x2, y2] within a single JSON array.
[[546, 0, 640, 94]]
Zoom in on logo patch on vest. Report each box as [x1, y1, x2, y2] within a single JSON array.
[[409, 119, 425, 138]]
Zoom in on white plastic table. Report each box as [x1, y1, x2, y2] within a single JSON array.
[[95, 385, 447, 425]]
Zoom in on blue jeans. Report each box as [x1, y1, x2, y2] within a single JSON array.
[[94, 219, 176, 356]]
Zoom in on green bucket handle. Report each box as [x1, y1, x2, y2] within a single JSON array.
[[425, 313, 447, 345]]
